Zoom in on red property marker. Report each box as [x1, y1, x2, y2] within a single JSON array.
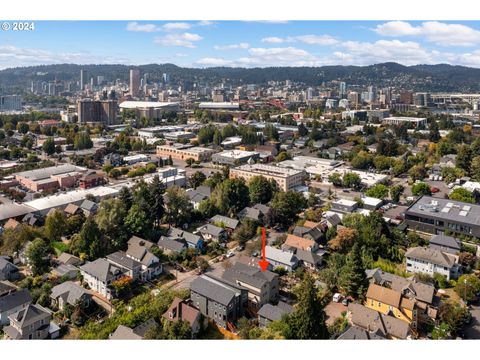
[[258, 227, 270, 272]]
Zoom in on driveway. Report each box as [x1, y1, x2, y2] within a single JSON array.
[[324, 301, 349, 326]]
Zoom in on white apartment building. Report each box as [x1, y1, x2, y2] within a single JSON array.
[[229, 164, 305, 191]]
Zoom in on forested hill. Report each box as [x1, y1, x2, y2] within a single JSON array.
[[2, 62, 480, 92]]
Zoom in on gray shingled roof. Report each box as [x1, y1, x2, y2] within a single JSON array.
[[190, 275, 240, 306], [405, 247, 457, 268], [0, 288, 32, 312], [168, 228, 202, 246], [257, 302, 293, 322], [80, 258, 125, 282], [337, 325, 386, 340], [107, 251, 141, 271], [210, 215, 239, 230], [197, 224, 225, 237], [51, 281, 91, 306], [265, 246, 298, 267], [158, 237, 188, 253], [429, 234, 461, 251], [9, 303, 50, 328]]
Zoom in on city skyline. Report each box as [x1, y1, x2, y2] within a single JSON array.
[[1, 20, 480, 70]]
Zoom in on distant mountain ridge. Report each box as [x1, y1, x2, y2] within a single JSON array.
[[1, 62, 480, 92]]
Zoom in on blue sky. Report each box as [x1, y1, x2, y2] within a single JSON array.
[[1, 20, 480, 69]]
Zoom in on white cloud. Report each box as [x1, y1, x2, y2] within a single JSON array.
[[335, 40, 435, 66], [214, 43, 250, 50], [0, 45, 131, 69], [197, 20, 214, 26], [162, 22, 192, 31], [261, 37, 286, 44], [261, 34, 337, 46], [374, 21, 480, 47], [154, 33, 203, 48], [126, 22, 161, 33]]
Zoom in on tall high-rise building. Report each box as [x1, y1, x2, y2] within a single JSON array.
[[348, 92, 361, 107], [0, 95, 22, 112], [339, 82, 347, 99], [129, 69, 140, 97], [77, 99, 117, 125], [162, 73, 170, 84], [80, 69, 87, 91], [400, 91, 413, 104]]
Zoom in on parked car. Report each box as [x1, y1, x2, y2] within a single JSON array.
[[236, 245, 245, 251], [226, 251, 235, 258], [431, 186, 440, 193], [342, 298, 349, 306], [333, 293, 342, 303], [252, 251, 259, 257]]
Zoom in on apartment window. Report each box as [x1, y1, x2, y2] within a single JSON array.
[[378, 302, 381, 307], [370, 300, 374, 307]]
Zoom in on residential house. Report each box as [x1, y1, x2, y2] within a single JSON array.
[[57, 252, 81, 266], [366, 268, 440, 324], [3, 304, 52, 340], [265, 246, 299, 272], [405, 246, 460, 281], [79, 200, 98, 217], [190, 274, 248, 329], [168, 227, 204, 251], [347, 303, 411, 340], [109, 318, 157, 340], [157, 237, 188, 255], [238, 207, 262, 222], [210, 215, 239, 234], [292, 225, 323, 244], [0, 257, 19, 281], [186, 186, 211, 210], [365, 283, 415, 326], [106, 251, 142, 281], [428, 234, 461, 254], [222, 262, 279, 311], [337, 325, 386, 340], [50, 281, 92, 311], [125, 237, 163, 280], [196, 224, 227, 243], [128, 235, 155, 250], [63, 203, 81, 217], [51, 264, 79, 280], [282, 234, 318, 252], [295, 249, 324, 270], [0, 282, 32, 326], [257, 302, 293, 328], [80, 258, 127, 300], [162, 297, 203, 337]]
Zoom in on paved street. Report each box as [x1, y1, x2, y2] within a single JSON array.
[[464, 305, 480, 339]]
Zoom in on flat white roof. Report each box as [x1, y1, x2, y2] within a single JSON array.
[[24, 186, 118, 211], [384, 116, 427, 122], [214, 150, 259, 159], [234, 164, 304, 177], [198, 102, 239, 109]]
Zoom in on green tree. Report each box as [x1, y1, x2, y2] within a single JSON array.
[[342, 172, 361, 190], [339, 243, 368, 299], [189, 171, 207, 189], [438, 302, 469, 336], [70, 218, 105, 259], [449, 188, 475, 204], [74, 131, 93, 150], [26, 238, 51, 275], [161, 319, 192, 339], [431, 322, 450, 340], [125, 203, 154, 238], [285, 274, 328, 339], [248, 176, 273, 204], [390, 185, 404, 203], [17, 122, 30, 134], [44, 209, 67, 242], [211, 178, 249, 215], [148, 175, 166, 227], [455, 274, 480, 302], [164, 186, 192, 227], [270, 191, 307, 228], [456, 144, 472, 173], [365, 184, 389, 199], [42, 137, 56, 155], [328, 172, 343, 187], [412, 182, 432, 196], [95, 198, 128, 250], [197, 199, 217, 219]]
